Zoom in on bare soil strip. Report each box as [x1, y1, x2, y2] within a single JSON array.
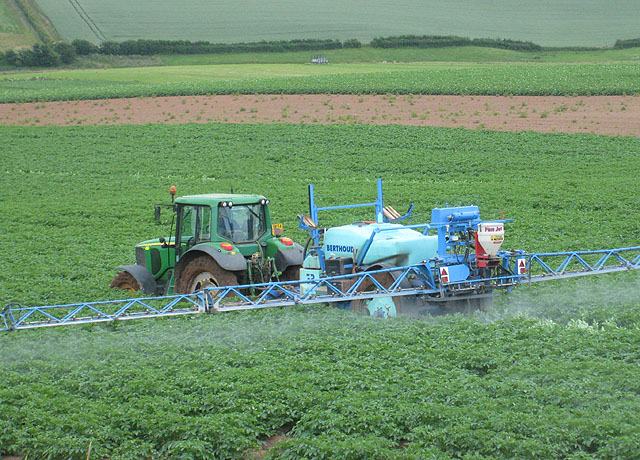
[[1, 94, 638, 136]]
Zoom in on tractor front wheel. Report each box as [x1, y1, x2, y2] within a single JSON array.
[[110, 271, 141, 294], [175, 255, 238, 294]]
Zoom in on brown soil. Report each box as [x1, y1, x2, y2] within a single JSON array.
[[245, 434, 289, 460], [1, 94, 638, 136]]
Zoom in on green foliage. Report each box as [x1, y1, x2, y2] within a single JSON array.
[[4, 37, 362, 65], [1, 62, 639, 102], [1, 123, 639, 459], [342, 38, 362, 49], [53, 41, 76, 64], [371, 35, 542, 51], [1, 123, 638, 305], [71, 38, 98, 55], [3, 49, 16, 65], [99, 40, 121, 55], [614, 37, 640, 49], [2, 307, 640, 459], [109, 38, 359, 55], [4, 42, 61, 66]]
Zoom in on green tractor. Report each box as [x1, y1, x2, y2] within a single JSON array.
[[110, 188, 303, 295]]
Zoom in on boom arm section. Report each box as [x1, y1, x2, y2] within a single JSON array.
[[2, 246, 639, 331], [503, 246, 640, 283]]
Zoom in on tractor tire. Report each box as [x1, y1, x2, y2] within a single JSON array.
[[175, 255, 238, 294], [110, 271, 141, 294], [350, 271, 403, 318]]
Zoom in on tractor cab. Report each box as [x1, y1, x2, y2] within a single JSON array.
[[111, 189, 303, 296], [174, 194, 272, 260]]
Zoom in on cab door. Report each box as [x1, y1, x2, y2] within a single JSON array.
[[175, 204, 212, 261]]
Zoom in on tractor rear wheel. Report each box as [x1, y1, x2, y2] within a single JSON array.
[[350, 271, 403, 318], [175, 255, 238, 294], [110, 271, 141, 294]]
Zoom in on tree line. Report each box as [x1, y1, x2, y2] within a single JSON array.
[[1, 35, 639, 68], [370, 35, 543, 51], [0, 38, 362, 67]]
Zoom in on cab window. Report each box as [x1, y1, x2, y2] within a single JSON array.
[[178, 205, 212, 248], [218, 204, 266, 243]]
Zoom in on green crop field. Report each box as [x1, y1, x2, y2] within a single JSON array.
[[33, 0, 640, 47], [2, 62, 640, 102], [0, 0, 38, 50], [153, 46, 640, 66], [2, 123, 640, 459], [2, 123, 639, 305]]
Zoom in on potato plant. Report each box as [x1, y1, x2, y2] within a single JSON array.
[[2, 123, 640, 459], [0, 63, 639, 103]]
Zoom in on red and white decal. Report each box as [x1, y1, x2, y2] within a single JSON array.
[[518, 259, 527, 275], [440, 267, 450, 283]]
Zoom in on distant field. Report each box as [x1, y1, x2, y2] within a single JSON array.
[[34, 0, 640, 47], [1, 62, 639, 102], [0, 0, 38, 50], [155, 46, 640, 66]]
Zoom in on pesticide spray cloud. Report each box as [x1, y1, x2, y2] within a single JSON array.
[[477, 271, 640, 327]]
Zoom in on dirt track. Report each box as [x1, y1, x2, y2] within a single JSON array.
[[1, 94, 639, 136]]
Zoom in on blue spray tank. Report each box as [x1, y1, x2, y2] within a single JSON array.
[[297, 179, 512, 296]]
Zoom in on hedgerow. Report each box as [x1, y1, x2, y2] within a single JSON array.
[[371, 34, 542, 51], [614, 37, 640, 49], [2, 38, 364, 68]]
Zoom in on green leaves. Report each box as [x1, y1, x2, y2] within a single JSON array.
[[1, 63, 639, 103], [3, 311, 640, 459], [2, 123, 640, 458]]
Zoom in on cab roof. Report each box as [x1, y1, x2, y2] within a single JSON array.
[[175, 194, 267, 206]]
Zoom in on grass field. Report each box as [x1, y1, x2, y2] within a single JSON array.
[[33, 0, 640, 47], [154, 46, 640, 66], [1, 61, 639, 102], [2, 122, 640, 459], [0, 0, 38, 50]]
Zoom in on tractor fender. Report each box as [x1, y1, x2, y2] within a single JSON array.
[[274, 242, 304, 272], [115, 264, 158, 295], [359, 263, 413, 289], [175, 246, 247, 282]]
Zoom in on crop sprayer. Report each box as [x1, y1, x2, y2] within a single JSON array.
[[2, 179, 639, 330]]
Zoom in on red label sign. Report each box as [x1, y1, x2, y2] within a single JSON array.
[[518, 259, 527, 275], [440, 267, 449, 283]]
